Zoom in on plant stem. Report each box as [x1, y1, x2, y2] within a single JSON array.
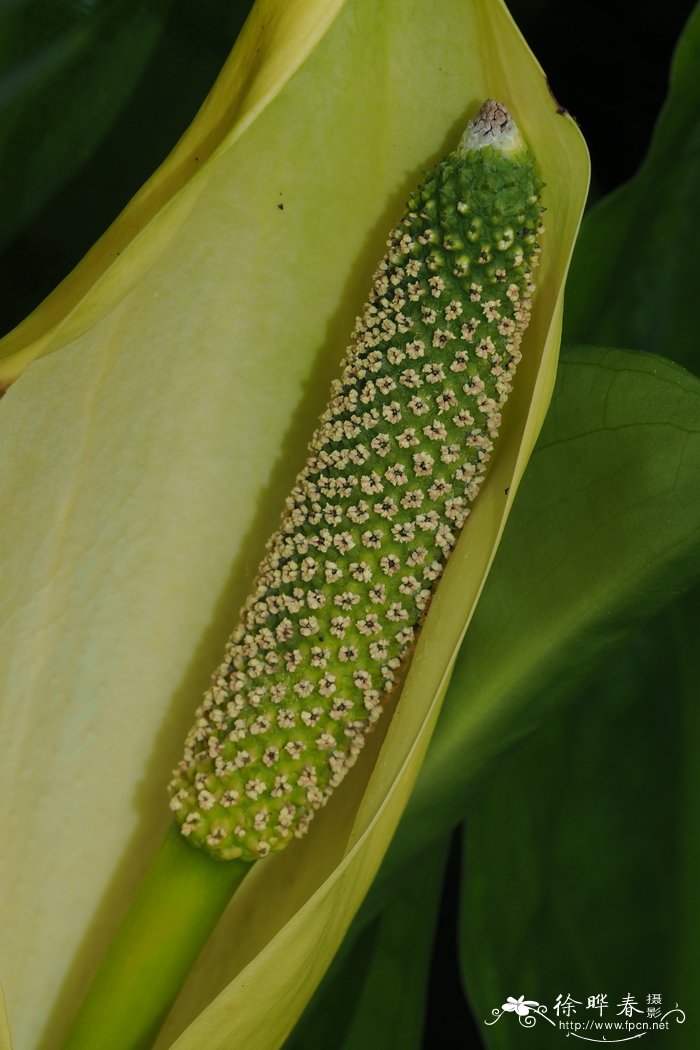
[[62, 823, 251, 1050]]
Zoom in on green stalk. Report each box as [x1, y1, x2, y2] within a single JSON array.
[[62, 824, 251, 1050]]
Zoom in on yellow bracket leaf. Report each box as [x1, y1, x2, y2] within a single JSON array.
[[0, 987, 13, 1050], [0, 1, 588, 1049]]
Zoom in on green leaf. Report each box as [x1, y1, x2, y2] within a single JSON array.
[[286, 836, 449, 1050], [377, 345, 700, 886], [0, 0, 171, 250], [459, 589, 699, 1049], [0, 2, 587, 1048], [0, 0, 255, 334], [564, 2, 700, 374]]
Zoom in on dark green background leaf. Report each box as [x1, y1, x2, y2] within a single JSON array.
[[460, 590, 699, 1049], [0, 0, 254, 332], [565, 3, 700, 374], [0, 0, 172, 250]]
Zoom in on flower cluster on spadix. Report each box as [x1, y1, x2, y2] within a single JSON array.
[[168, 100, 544, 861]]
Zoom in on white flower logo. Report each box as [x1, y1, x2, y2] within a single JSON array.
[[486, 995, 548, 1028], [502, 995, 540, 1016]]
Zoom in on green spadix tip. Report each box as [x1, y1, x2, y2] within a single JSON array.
[[459, 99, 525, 154]]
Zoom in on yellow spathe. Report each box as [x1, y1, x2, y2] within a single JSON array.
[[0, 1, 588, 1048], [0, 987, 12, 1050]]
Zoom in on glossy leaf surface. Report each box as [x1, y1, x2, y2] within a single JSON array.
[[0, 0, 253, 333], [460, 591, 699, 1049], [565, 3, 700, 374]]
